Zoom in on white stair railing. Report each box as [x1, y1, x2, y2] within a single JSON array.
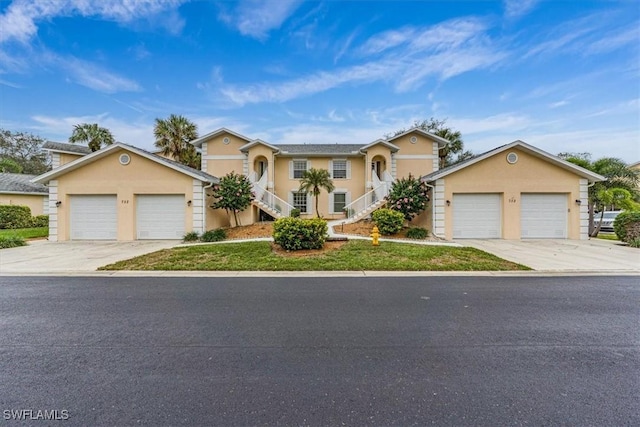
[[251, 168, 295, 217]]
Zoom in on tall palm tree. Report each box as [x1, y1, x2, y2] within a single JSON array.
[[69, 123, 115, 152], [154, 114, 199, 169], [563, 154, 639, 236], [299, 168, 335, 218]]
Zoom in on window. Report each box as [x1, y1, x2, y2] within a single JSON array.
[[292, 192, 308, 213], [332, 160, 347, 179], [293, 160, 307, 179], [333, 193, 346, 214]]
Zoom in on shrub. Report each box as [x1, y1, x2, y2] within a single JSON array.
[[406, 227, 429, 239], [273, 217, 328, 250], [372, 208, 404, 235], [0, 236, 26, 249], [385, 174, 430, 221], [0, 205, 32, 229], [31, 215, 49, 228], [613, 211, 640, 242], [628, 237, 640, 248], [201, 229, 227, 242], [290, 208, 300, 218], [182, 231, 200, 242]]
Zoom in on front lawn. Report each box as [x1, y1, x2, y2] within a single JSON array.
[[100, 240, 530, 271], [0, 227, 48, 239]]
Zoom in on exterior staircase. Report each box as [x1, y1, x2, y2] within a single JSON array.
[[342, 171, 394, 224], [250, 169, 294, 219]]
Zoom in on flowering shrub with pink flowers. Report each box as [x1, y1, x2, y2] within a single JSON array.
[[385, 174, 430, 221], [211, 171, 255, 227]]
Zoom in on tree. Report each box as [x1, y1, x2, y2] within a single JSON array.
[[0, 158, 23, 173], [211, 171, 255, 227], [298, 168, 335, 218], [69, 123, 115, 152], [0, 129, 50, 174], [560, 153, 640, 236], [390, 118, 473, 168], [385, 174, 430, 221], [154, 114, 200, 169]]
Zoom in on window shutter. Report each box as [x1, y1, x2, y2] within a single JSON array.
[[289, 161, 293, 179], [288, 191, 293, 206], [328, 160, 333, 178], [329, 192, 334, 213], [308, 194, 313, 215], [305, 160, 310, 171], [346, 192, 351, 205], [346, 161, 351, 179]]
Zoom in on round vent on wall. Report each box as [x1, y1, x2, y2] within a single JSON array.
[[506, 152, 518, 164], [410, 136, 418, 144], [223, 137, 230, 144], [119, 153, 131, 165]]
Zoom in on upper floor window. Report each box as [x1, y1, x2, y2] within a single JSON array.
[[291, 160, 308, 179], [330, 159, 350, 179]]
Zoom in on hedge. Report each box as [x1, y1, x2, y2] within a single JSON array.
[[613, 211, 640, 243], [372, 208, 404, 235], [0, 205, 32, 229], [273, 217, 328, 250]]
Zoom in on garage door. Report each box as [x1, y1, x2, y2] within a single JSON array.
[[70, 195, 117, 240], [521, 194, 567, 238], [136, 195, 185, 239], [453, 194, 501, 238]]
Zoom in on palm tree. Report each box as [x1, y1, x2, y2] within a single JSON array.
[[299, 168, 335, 218], [69, 123, 115, 152], [154, 114, 199, 169], [562, 154, 639, 236]]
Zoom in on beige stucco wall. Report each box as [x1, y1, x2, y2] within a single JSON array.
[[60, 152, 85, 166], [202, 132, 247, 176], [0, 194, 47, 216], [439, 148, 584, 240], [54, 149, 196, 241]]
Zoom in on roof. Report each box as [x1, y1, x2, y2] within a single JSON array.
[[42, 141, 92, 155], [275, 144, 364, 156], [387, 127, 450, 147], [190, 128, 252, 148], [33, 142, 219, 184], [239, 139, 280, 152], [0, 173, 48, 195], [359, 139, 400, 152], [421, 140, 607, 183]]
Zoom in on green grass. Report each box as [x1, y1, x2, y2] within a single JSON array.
[[100, 240, 530, 271], [0, 227, 48, 239], [595, 233, 619, 241]]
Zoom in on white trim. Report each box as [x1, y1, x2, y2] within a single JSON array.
[[201, 155, 246, 160], [48, 180, 58, 241], [433, 179, 446, 237], [242, 154, 249, 176], [386, 127, 450, 146], [0, 191, 48, 196], [579, 179, 589, 240], [42, 196, 49, 215], [329, 189, 349, 214], [391, 153, 397, 179], [192, 179, 204, 234], [51, 153, 60, 169], [394, 154, 438, 160], [190, 128, 252, 147], [432, 142, 440, 172], [239, 139, 280, 152], [359, 139, 400, 152]]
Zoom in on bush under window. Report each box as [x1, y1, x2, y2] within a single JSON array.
[[273, 217, 328, 250]]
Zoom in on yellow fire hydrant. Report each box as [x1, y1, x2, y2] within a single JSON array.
[[370, 225, 380, 246]]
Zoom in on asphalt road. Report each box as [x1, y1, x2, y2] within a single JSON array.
[[0, 276, 638, 426]]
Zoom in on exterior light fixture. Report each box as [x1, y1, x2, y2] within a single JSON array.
[[55, 201, 62, 207], [446, 200, 451, 206], [187, 200, 192, 207], [575, 199, 582, 205]]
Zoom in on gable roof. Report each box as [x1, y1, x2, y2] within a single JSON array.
[[33, 142, 218, 184], [359, 139, 400, 152], [386, 127, 450, 147], [239, 139, 280, 152], [190, 128, 252, 148], [0, 173, 48, 195], [421, 140, 606, 183], [42, 141, 92, 155]]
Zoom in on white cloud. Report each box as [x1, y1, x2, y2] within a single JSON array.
[[586, 25, 640, 55], [58, 56, 142, 93], [0, 0, 186, 44], [503, 0, 539, 19], [219, 17, 507, 105], [219, 0, 302, 40]]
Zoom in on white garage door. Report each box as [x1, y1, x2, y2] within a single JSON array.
[[70, 195, 117, 240], [136, 195, 185, 239], [453, 194, 501, 238], [521, 194, 567, 238]]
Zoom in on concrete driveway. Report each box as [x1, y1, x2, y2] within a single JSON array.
[[0, 240, 177, 274], [461, 238, 640, 272]]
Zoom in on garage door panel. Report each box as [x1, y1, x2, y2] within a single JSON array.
[[453, 194, 501, 239], [137, 195, 185, 239], [521, 194, 567, 238], [70, 195, 117, 240]]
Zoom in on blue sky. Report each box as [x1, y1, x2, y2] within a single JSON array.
[[0, 0, 638, 162]]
